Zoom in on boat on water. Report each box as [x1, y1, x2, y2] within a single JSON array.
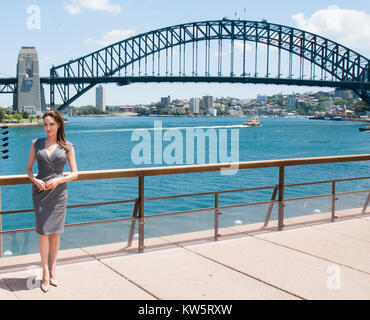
[[359, 125, 370, 132], [308, 114, 342, 121], [323, 114, 342, 121], [243, 116, 262, 127], [307, 116, 324, 120]]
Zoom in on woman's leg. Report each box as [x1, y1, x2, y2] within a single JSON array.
[[48, 234, 60, 283], [39, 235, 50, 288]]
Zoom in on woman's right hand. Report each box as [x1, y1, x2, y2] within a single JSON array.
[[34, 179, 47, 191]]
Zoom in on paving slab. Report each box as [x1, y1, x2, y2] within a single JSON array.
[[159, 226, 246, 247], [314, 218, 370, 242], [0, 248, 93, 275], [0, 259, 154, 300], [220, 209, 366, 236], [82, 236, 177, 259], [185, 235, 370, 300], [101, 247, 297, 300], [256, 223, 370, 274]]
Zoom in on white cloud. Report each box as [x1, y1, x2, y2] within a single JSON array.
[[64, 0, 122, 15], [85, 29, 137, 47], [292, 6, 370, 56]]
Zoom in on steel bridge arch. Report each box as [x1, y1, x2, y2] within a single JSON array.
[[50, 19, 370, 110]]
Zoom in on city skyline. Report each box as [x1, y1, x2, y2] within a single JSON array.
[[0, 1, 370, 107]]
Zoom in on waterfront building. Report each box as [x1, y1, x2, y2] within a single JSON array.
[[334, 89, 359, 100], [190, 97, 200, 114], [257, 95, 267, 102], [203, 94, 213, 110], [287, 96, 298, 107], [96, 85, 106, 111], [161, 96, 171, 106], [119, 106, 134, 112], [208, 108, 217, 116]]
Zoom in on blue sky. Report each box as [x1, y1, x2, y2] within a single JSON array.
[[1, 0, 370, 107]]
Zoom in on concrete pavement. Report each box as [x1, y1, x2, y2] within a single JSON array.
[[0, 208, 369, 300]]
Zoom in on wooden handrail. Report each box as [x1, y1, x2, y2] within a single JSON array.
[[1, 154, 370, 186]]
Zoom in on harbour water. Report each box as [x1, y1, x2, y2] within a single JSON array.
[[1, 116, 369, 256]]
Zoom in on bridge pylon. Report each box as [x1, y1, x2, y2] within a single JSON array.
[[14, 47, 46, 116]]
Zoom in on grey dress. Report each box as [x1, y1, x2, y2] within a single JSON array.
[[32, 137, 73, 235]]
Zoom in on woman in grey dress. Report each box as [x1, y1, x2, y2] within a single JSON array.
[[26, 110, 78, 293]]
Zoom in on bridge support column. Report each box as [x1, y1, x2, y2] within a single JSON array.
[[14, 47, 45, 116]]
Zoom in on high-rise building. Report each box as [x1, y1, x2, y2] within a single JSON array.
[[287, 96, 298, 107], [334, 89, 357, 100], [190, 97, 200, 114], [203, 94, 213, 112], [96, 85, 106, 111], [161, 96, 171, 106], [257, 95, 267, 102]]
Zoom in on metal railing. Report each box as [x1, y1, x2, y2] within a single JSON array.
[[0, 154, 369, 257]]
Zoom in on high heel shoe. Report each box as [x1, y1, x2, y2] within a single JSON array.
[[49, 265, 59, 287], [41, 278, 50, 293], [49, 278, 59, 287]]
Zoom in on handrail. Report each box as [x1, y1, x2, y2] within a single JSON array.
[[1, 154, 370, 185], [0, 154, 369, 257]]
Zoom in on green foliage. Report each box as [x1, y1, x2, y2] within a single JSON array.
[[22, 111, 29, 119], [216, 97, 234, 107], [353, 101, 370, 115], [214, 105, 224, 115], [268, 94, 284, 106], [74, 105, 108, 115], [334, 98, 348, 107], [13, 112, 23, 122], [136, 107, 150, 116]]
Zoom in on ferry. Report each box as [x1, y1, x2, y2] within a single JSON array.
[[243, 116, 262, 127]]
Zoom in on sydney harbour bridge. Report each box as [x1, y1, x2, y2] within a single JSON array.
[[1, 18, 369, 112]]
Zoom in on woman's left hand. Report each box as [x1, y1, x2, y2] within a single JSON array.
[[45, 178, 63, 189]]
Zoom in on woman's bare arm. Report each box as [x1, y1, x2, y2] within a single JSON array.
[[26, 142, 37, 183], [26, 142, 46, 190], [62, 146, 78, 183]]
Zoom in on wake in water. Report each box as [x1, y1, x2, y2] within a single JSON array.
[[69, 124, 248, 134]]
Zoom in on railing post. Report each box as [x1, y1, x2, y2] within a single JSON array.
[[264, 185, 279, 227], [331, 181, 336, 222], [278, 166, 285, 231], [127, 199, 139, 247], [214, 193, 221, 241], [138, 176, 145, 253], [362, 192, 370, 214], [0, 186, 2, 258]]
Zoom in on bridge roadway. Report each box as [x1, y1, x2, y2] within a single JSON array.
[[2, 76, 370, 89], [0, 208, 369, 300]]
